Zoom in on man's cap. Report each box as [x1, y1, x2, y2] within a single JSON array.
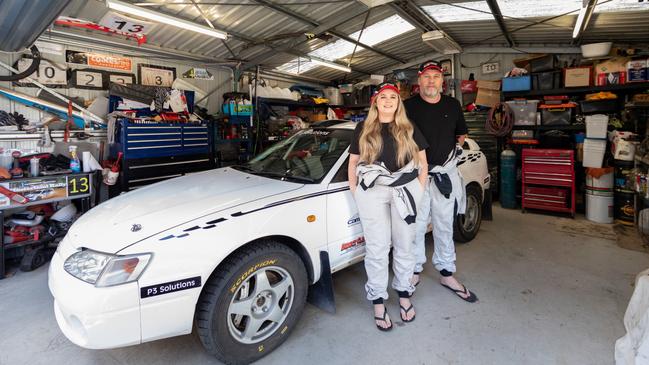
[[418, 60, 443, 75]]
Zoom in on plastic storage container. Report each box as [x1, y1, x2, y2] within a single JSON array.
[[579, 99, 618, 114], [583, 138, 607, 168], [585, 114, 608, 138], [506, 100, 539, 125], [539, 103, 575, 125], [532, 71, 561, 90], [502, 76, 531, 92]]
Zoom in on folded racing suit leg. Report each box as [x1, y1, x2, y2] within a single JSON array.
[[414, 177, 432, 273], [431, 163, 465, 273], [390, 177, 424, 295], [355, 184, 392, 301]]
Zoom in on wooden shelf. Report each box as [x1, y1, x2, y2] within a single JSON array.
[[512, 124, 586, 131], [503, 81, 649, 98], [257, 98, 368, 109]]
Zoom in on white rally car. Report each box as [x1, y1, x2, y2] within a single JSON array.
[[49, 120, 490, 365]]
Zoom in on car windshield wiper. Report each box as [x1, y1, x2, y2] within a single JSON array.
[[231, 164, 256, 173], [252, 171, 315, 183]]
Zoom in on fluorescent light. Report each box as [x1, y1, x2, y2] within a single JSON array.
[[105, 0, 227, 39], [422, 30, 462, 54], [310, 58, 352, 73], [572, 6, 587, 38]]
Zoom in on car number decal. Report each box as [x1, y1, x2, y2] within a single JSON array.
[[141, 276, 202, 298]]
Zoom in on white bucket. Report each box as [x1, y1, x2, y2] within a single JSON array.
[[586, 193, 614, 224], [585, 172, 614, 191], [583, 139, 607, 168]]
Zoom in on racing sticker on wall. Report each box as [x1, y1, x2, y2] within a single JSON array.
[[141, 276, 202, 298]]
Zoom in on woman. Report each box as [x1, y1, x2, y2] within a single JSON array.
[[348, 81, 428, 331]]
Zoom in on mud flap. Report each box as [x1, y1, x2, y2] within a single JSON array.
[[307, 251, 336, 314], [482, 187, 493, 221]]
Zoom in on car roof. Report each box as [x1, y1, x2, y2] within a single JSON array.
[[311, 119, 357, 130]]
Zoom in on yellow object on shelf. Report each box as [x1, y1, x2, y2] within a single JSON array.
[[585, 91, 617, 101]]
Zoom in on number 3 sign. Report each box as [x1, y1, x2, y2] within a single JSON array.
[[99, 12, 152, 34], [138, 64, 176, 87]]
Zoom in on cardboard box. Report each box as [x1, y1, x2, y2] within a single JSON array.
[[564, 67, 592, 87], [627, 59, 648, 82], [475, 80, 501, 108], [595, 57, 630, 86]]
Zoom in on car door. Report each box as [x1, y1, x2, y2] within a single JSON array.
[[325, 154, 366, 273]]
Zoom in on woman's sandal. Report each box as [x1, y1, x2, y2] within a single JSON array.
[[372, 299, 393, 332], [397, 290, 416, 323]]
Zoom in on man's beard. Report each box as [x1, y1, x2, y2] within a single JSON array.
[[421, 86, 440, 98]]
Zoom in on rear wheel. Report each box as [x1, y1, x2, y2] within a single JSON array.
[[196, 241, 308, 365], [454, 184, 483, 243]]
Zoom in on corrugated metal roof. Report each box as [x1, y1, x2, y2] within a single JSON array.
[[48, 0, 649, 82]]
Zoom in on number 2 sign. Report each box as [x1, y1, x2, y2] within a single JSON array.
[[99, 12, 152, 34]]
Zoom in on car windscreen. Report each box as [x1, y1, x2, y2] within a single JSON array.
[[236, 128, 352, 183]]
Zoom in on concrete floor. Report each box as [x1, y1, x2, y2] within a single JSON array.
[[1, 206, 647, 365]]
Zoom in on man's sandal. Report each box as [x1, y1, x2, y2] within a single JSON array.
[[372, 299, 393, 332], [441, 283, 478, 303]]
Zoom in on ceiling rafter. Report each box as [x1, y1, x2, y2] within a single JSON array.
[[485, 0, 514, 47]]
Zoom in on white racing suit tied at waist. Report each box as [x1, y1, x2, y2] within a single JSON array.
[[414, 146, 465, 274], [356, 160, 420, 224], [354, 159, 424, 300]]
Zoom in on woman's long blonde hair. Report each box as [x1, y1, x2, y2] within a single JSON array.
[[358, 94, 420, 168]]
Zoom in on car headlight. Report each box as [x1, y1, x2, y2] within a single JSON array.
[[64, 249, 152, 287]]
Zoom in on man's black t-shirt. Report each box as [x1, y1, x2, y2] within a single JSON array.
[[349, 121, 428, 172], [404, 94, 468, 167]]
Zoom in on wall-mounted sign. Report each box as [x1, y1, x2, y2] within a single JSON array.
[[182, 68, 213, 80], [66, 50, 132, 71], [138, 64, 176, 87], [440, 59, 452, 76], [99, 11, 152, 34], [14, 58, 68, 87], [70, 69, 104, 90], [109, 73, 135, 85], [482, 62, 500, 75]]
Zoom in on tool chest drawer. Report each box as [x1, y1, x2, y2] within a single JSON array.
[[522, 149, 575, 217]]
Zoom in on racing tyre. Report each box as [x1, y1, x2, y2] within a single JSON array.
[[454, 184, 482, 243], [196, 241, 308, 365]]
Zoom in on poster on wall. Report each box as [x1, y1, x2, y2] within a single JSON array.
[[138, 64, 176, 87], [440, 59, 452, 76], [0, 174, 91, 208], [182, 67, 213, 80], [13, 58, 68, 88], [66, 50, 132, 71], [99, 11, 153, 35]]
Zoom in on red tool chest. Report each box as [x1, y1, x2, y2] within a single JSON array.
[[522, 149, 575, 217]]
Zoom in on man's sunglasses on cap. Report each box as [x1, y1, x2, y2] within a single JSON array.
[[418, 60, 443, 75]]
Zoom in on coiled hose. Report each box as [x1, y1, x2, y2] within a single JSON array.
[[0, 46, 40, 82], [486, 102, 515, 137]]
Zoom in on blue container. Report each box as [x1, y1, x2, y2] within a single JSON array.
[[502, 76, 532, 92], [500, 149, 517, 209]]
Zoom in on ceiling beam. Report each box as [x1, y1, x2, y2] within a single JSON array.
[[235, 6, 371, 70], [485, 0, 514, 47], [251, 0, 406, 63]]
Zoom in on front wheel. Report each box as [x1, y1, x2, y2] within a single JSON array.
[[454, 184, 483, 243], [196, 241, 308, 365]]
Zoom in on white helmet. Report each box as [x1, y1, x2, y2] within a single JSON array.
[[51, 203, 77, 222]]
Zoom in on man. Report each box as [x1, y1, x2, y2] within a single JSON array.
[[404, 60, 478, 303]]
